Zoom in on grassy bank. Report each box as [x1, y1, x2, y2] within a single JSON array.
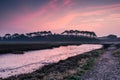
[[112, 46, 120, 60], [2, 48, 105, 80], [0, 42, 81, 54]]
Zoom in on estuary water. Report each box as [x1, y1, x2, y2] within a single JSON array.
[[0, 44, 102, 78]]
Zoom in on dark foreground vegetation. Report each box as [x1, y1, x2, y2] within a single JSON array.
[[2, 47, 105, 80], [113, 45, 120, 60]]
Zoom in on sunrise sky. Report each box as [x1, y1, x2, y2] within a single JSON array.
[[0, 0, 120, 37]]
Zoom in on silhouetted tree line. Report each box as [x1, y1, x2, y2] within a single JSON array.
[[0, 30, 98, 42]]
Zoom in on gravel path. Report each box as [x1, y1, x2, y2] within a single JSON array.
[[81, 45, 120, 80]]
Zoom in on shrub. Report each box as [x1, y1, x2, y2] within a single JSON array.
[[64, 75, 80, 80], [92, 51, 100, 57]]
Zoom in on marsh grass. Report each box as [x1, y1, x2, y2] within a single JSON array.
[[113, 48, 120, 61], [64, 50, 104, 80], [0, 42, 82, 54]]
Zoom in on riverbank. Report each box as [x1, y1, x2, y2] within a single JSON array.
[[81, 45, 119, 80], [0, 42, 82, 54], [112, 46, 120, 60], [1, 47, 105, 80]]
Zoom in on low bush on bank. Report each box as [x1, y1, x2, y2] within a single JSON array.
[[113, 48, 120, 60], [64, 50, 104, 80]]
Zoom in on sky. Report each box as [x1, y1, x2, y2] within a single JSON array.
[[0, 0, 120, 37]]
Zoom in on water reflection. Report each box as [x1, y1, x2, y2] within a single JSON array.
[[0, 44, 102, 78]]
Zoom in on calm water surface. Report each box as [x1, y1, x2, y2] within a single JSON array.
[[0, 44, 102, 78]]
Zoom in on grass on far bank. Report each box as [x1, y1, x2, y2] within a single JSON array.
[[2, 48, 105, 80]]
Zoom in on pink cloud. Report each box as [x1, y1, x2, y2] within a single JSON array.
[[7, 0, 75, 27], [2, 1, 120, 36], [63, 0, 73, 6], [78, 4, 120, 16], [7, 0, 57, 25], [11, 3, 120, 25]]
